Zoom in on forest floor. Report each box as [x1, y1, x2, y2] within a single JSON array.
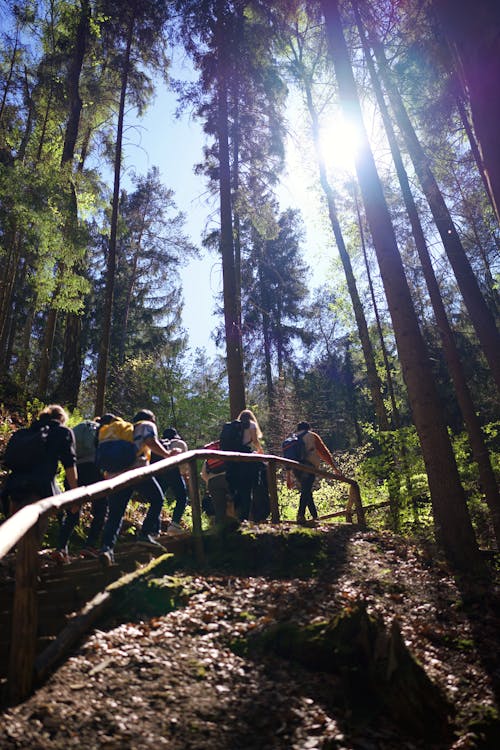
[[0, 523, 499, 750]]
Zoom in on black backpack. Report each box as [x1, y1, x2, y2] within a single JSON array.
[[282, 430, 307, 464], [3, 424, 50, 472], [219, 420, 245, 452]]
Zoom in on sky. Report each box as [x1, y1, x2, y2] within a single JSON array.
[[124, 64, 337, 356]]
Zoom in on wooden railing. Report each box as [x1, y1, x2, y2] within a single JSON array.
[[0, 449, 363, 704]]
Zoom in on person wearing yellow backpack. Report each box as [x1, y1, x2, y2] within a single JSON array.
[[98, 410, 180, 566]]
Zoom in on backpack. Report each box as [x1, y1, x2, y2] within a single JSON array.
[[3, 424, 50, 472], [96, 417, 137, 472], [282, 430, 307, 464], [204, 440, 226, 474], [219, 420, 245, 453], [72, 420, 99, 464]]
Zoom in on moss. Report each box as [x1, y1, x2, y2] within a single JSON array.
[[236, 602, 453, 742], [200, 527, 329, 579], [116, 575, 193, 617]]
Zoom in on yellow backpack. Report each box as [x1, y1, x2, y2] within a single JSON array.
[[97, 418, 150, 472]]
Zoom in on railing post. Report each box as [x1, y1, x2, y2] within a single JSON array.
[[349, 482, 366, 528], [187, 457, 205, 564], [266, 461, 280, 523], [8, 522, 40, 703]]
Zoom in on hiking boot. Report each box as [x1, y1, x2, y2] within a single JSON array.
[[80, 546, 99, 559], [135, 534, 166, 550], [296, 514, 306, 525], [165, 522, 186, 535], [99, 549, 115, 567], [50, 549, 69, 565]]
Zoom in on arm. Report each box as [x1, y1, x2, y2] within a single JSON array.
[[145, 435, 181, 459], [250, 424, 264, 454], [65, 465, 78, 490], [313, 433, 341, 474]]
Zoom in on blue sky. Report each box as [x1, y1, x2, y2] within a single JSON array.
[[124, 58, 336, 356]]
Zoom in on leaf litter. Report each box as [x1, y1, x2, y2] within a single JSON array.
[[0, 525, 499, 749]]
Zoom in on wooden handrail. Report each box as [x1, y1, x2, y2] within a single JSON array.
[[0, 448, 362, 704], [0, 449, 360, 560]]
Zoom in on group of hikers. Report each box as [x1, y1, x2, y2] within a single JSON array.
[[1, 403, 342, 567]]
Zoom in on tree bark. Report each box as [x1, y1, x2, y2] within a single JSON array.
[[321, 0, 486, 576], [369, 31, 500, 395], [354, 2, 500, 546], [433, 0, 500, 227], [294, 44, 389, 430], [215, 0, 246, 418], [95, 7, 136, 416]]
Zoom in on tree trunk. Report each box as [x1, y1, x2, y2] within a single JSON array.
[[37, 308, 58, 398], [52, 0, 91, 408], [354, 2, 500, 547], [215, 1, 246, 418], [433, 0, 500, 227], [0, 24, 19, 124], [321, 0, 486, 577], [95, 8, 136, 416], [370, 32, 500, 395], [259, 243, 274, 410], [297, 55, 389, 430]]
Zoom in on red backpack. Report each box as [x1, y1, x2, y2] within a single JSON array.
[[204, 440, 226, 474]]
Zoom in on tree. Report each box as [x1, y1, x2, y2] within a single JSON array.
[[320, 0, 486, 576], [173, 0, 288, 417], [432, 0, 500, 227], [367, 20, 500, 395], [354, 0, 500, 547], [94, 0, 171, 415], [282, 14, 389, 430]]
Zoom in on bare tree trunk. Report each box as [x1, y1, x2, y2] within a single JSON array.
[[294, 43, 389, 430], [95, 7, 136, 416], [369, 31, 500, 395], [433, 0, 500, 226], [37, 308, 58, 398], [322, 0, 486, 576], [53, 0, 91, 408], [0, 23, 19, 124], [355, 1, 500, 546], [216, 0, 246, 418], [354, 3, 500, 547], [258, 242, 274, 410]]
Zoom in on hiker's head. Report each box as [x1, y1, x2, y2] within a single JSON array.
[[162, 427, 180, 439], [133, 409, 156, 424], [238, 409, 263, 439], [38, 404, 69, 426], [297, 421, 310, 432], [99, 413, 117, 426]]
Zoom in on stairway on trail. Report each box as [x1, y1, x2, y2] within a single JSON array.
[[0, 533, 191, 683]]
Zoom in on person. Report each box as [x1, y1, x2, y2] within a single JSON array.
[[50, 418, 108, 563], [225, 409, 264, 522], [151, 427, 189, 535], [200, 458, 232, 526], [292, 421, 341, 524], [98, 410, 180, 567], [2, 404, 78, 541]]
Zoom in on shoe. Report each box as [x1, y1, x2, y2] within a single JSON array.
[[80, 546, 99, 559], [135, 534, 166, 549], [166, 522, 186, 535], [50, 549, 69, 564], [296, 514, 306, 525], [99, 549, 115, 567]]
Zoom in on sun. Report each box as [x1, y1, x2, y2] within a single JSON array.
[[318, 114, 361, 173]]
